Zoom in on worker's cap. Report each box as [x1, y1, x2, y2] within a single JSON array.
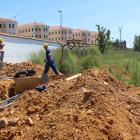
[[43, 43, 48, 48], [0, 38, 3, 43]]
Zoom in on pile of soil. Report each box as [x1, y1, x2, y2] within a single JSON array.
[[0, 62, 64, 101], [0, 68, 140, 139]]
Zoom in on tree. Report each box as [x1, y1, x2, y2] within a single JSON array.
[[96, 25, 112, 54], [133, 35, 140, 51], [114, 39, 120, 48]]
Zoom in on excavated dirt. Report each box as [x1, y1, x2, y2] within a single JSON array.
[[0, 62, 65, 101], [0, 63, 140, 140]]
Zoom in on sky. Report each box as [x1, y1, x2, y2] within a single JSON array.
[[1, 0, 140, 48]]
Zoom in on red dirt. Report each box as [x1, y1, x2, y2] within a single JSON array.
[[0, 63, 140, 139]]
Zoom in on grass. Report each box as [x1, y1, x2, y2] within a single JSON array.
[[28, 47, 140, 87]]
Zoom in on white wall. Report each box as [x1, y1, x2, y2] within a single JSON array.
[[0, 35, 60, 63]]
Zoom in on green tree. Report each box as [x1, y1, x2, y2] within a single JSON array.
[[114, 39, 120, 48], [96, 25, 112, 54], [133, 35, 140, 51]]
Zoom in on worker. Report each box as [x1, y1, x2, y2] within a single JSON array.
[[14, 70, 36, 78], [0, 38, 5, 65], [43, 43, 59, 75]]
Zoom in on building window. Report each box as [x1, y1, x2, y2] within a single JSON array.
[[9, 32, 11, 34], [79, 33, 80, 36], [39, 28, 41, 31], [32, 35, 33, 37], [0, 24, 2, 28], [55, 37, 57, 40], [9, 24, 11, 28], [52, 38, 54, 41], [12, 24, 14, 28], [29, 35, 30, 37], [88, 38, 90, 41], [44, 28, 45, 31], [28, 28, 30, 32], [44, 35, 45, 38], [49, 32, 51, 35], [59, 37, 60, 40], [55, 31, 57, 34], [65, 31, 66, 34], [62, 31, 63, 34], [36, 28, 37, 31], [36, 35, 38, 38], [25, 29, 27, 33], [52, 32, 54, 35], [39, 35, 41, 38], [46, 28, 47, 31], [19, 30, 21, 33], [59, 31, 60, 34], [22, 30, 24, 33], [4, 24, 6, 28], [76, 34, 77, 36], [46, 35, 48, 38], [49, 38, 51, 40], [32, 28, 33, 31], [62, 37, 64, 40]]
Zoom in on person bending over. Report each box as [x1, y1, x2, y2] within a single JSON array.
[[14, 70, 36, 78]]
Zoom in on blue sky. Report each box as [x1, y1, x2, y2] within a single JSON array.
[[1, 0, 140, 48]]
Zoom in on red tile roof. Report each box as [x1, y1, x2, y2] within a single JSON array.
[[18, 23, 49, 28], [49, 26, 72, 30], [73, 29, 90, 32], [91, 31, 98, 34], [0, 18, 14, 21]]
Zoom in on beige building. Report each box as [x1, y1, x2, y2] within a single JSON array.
[[17, 23, 49, 40], [91, 31, 98, 44], [49, 26, 73, 43], [0, 18, 18, 34], [73, 29, 91, 45]]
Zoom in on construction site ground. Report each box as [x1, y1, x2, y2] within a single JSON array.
[[0, 62, 140, 140]]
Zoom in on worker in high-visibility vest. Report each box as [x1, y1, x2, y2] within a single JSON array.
[[43, 43, 59, 75], [0, 38, 5, 66]]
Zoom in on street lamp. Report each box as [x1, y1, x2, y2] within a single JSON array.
[[14, 15, 17, 34], [58, 11, 62, 42], [34, 21, 37, 38]]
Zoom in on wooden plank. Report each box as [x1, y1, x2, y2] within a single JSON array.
[[15, 77, 45, 93], [66, 73, 81, 81]]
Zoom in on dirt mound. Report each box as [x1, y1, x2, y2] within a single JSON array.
[[0, 62, 64, 101], [0, 68, 140, 139]]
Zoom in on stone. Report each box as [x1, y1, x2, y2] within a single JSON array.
[[0, 117, 8, 128], [8, 118, 19, 126], [26, 117, 34, 126]]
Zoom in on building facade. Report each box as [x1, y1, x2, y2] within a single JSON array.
[[91, 31, 98, 44], [49, 26, 73, 43], [73, 29, 91, 44], [0, 18, 18, 34], [17, 23, 49, 40]]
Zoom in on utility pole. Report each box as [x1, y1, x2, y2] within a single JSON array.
[[14, 15, 17, 34], [118, 27, 123, 48], [58, 11, 62, 42]]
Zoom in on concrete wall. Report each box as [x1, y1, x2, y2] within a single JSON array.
[[0, 35, 60, 63]]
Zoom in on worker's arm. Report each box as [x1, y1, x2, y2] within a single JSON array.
[[48, 53, 52, 56]]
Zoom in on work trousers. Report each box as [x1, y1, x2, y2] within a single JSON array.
[[0, 51, 4, 71], [43, 59, 59, 75]]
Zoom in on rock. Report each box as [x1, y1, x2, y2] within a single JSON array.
[[78, 87, 86, 93], [83, 90, 93, 100], [0, 106, 6, 112], [8, 118, 19, 126], [27, 107, 35, 114], [0, 117, 8, 128], [26, 117, 34, 126], [87, 110, 92, 115]]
